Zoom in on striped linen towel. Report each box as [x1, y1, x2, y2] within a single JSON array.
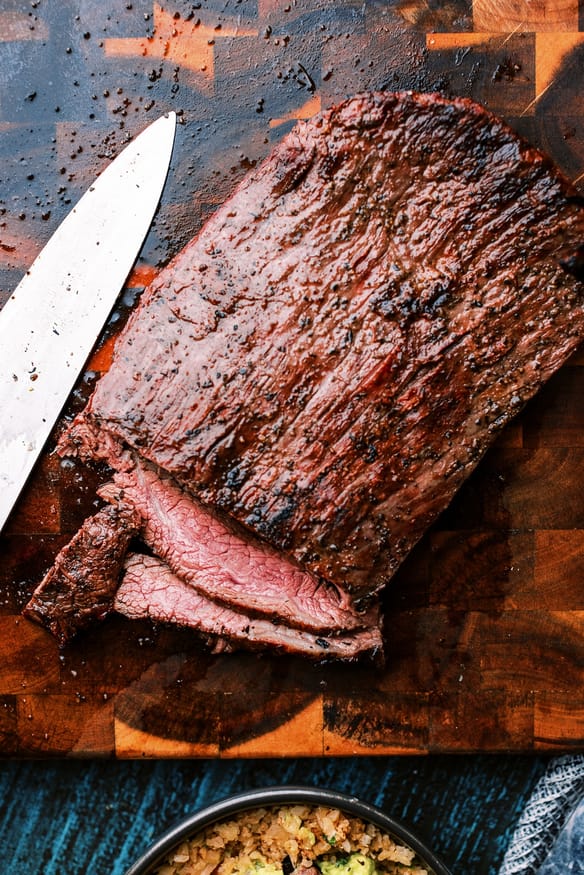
[[498, 754, 584, 875]]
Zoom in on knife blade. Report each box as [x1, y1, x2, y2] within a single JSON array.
[[0, 111, 176, 534]]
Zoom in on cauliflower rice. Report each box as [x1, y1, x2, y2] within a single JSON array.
[[153, 805, 432, 875]]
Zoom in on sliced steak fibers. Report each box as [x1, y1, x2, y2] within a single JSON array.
[[98, 459, 370, 633], [37, 89, 584, 658], [115, 553, 383, 660]]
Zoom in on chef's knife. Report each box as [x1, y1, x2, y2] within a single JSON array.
[[0, 111, 176, 534]]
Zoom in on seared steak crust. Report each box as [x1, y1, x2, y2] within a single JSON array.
[[61, 90, 584, 601], [23, 505, 140, 645]]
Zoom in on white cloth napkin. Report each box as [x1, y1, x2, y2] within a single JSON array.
[[498, 754, 584, 874]]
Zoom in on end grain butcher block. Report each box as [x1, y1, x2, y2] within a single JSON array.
[[1, 0, 584, 755], [22, 90, 584, 691]]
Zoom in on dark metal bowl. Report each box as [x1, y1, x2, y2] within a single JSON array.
[[124, 786, 452, 875]]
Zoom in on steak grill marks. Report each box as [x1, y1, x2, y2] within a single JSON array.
[[25, 91, 584, 658]]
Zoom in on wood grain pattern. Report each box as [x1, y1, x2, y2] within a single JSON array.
[[473, 0, 580, 32], [0, 0, 583, 757]]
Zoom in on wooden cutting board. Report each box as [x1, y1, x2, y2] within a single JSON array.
[[0, 0, 583, 758]]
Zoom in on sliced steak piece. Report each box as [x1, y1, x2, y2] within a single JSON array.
[[98, 458, 371, 633], [115, 553, 383, 660], [23, 505, 139, 645], [60, 90, 584, 604]]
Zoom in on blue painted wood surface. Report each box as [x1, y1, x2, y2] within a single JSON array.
[[0, 755, 549, 874]]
